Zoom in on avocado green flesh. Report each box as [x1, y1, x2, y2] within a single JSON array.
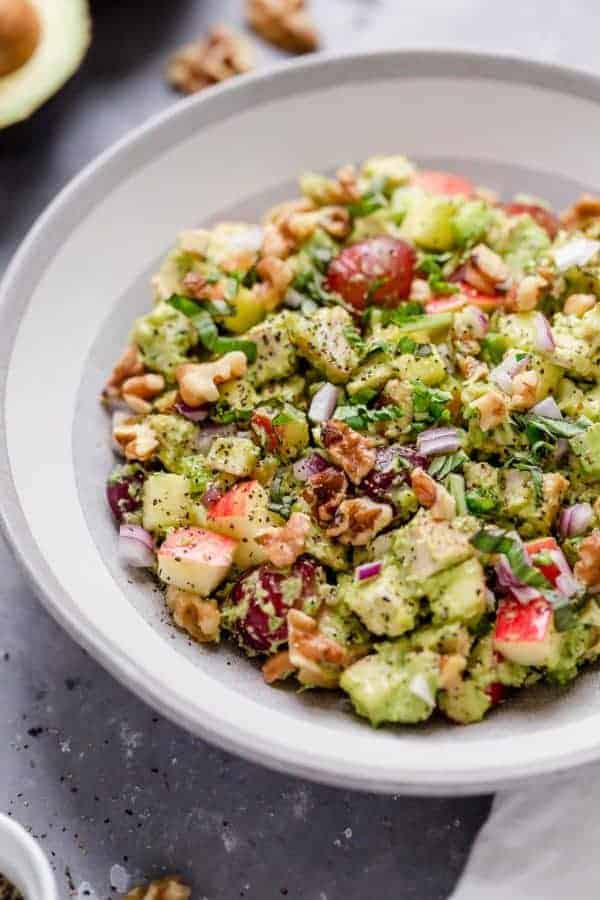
[[0, 0, 91, 128]]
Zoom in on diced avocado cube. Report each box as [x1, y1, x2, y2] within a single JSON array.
[[288, 306, 360, 384], [337, 561, 419, 637], [438, 679, 492, 724], [393, 513, 475, 581], [341, 646, 439, 726], [393, 348, 447, 385], [246, 313, 298, 387], [424, 557, 487, 627], [347, 358, 394, 398], [497, 216, 550, 275], [572, 422, 600, 478], [495, 311, 540, 354], [400, 195, 457, 251], [292, 498, 348, 570], [147, 414, 198, 472], [217, 378, 258, 414], [177, 455, 212, 494], [142, 473, 192, 532], [131, 301, 197, 378], [260, 375, 307, 407], [207, 437, 261, 477], [224, 286, 266, 334], [362, 154, 415, 187], [453, 200, 492, 247]]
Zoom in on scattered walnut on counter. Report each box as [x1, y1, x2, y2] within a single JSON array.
[[326, 497, 393, 546], [167, 24, 254, 95], [246, 0, 319, 53], [321, 420, 376, 485], [125, 874, 191, 900]]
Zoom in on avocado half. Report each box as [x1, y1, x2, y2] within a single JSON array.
[[0, 0, 91, 128]]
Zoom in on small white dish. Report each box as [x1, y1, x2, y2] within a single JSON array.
[[3, 50, 600, 794], [0, 815, 57, 900]]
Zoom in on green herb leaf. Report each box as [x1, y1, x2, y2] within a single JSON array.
[[166, 293, 204, 318], [348, 188, 387, 218], [380, 302, 424, 325], [428, 450, 468, 480], [333, 404, 405, 431], [212, 406, 253, 425], [513, 412, 590, 442], [418, 253, 459, 296], [213, 337, 257, 363], [465, 489, 497, 516], [411, 381, 452, 428], [470, 528, 551, 591]]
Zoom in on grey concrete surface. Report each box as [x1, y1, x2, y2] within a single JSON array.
[[7, 0, 598, 895]]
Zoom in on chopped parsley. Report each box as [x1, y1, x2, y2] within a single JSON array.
[[418, 252, 459, 296], [411, 381, 452, 428], [428, 449, 468, 480], [333, 404, 405, 431]]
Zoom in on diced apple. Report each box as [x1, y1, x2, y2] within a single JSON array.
[[206, 480, 283, 568], [142, 472, 191, 533], [157, 527, 237, 595], [493, 597, 559, 667]]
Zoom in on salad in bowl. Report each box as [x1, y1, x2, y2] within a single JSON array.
[[103, 154, 600, 729]]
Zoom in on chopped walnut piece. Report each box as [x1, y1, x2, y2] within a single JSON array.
[[321, 420, 376, 484], [410, 468, 456, 521], [326, 497, 393, 546], [246, 0, 319, 54], [464, 243, 511, 295], [254, 255, 294, 309], [257, 512, 311, 567], [575, 531, 600, 587], [181, 271, 227, 302], [125, 875, 191, 900], [560, 194, 600, 230], [166, 586, 220, 643], [264, 197, 315, 227], [104, 344, 144, 401], [510, 370, 539, 411], [122, 373, 165, 414], [303, 467, 348, 524], [261, 222, 295, 259], [113, 418, 158, 461], [456, 354, 489, 382], [283, 205, 351, 242], [564, 293, 596, 316], [471, 390, 509, 431], [175, 351, 247, 406], [506, 274, 546, 312], [167, 25, 254, 95], [262, 649, 296, 683]]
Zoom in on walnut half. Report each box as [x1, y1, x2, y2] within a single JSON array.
[[167, 25, 254, 95], [125, 875, 191, 900], [246, 0, 319, 53]]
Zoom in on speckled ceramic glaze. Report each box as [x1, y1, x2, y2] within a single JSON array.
[[3, 51, 600, 795]]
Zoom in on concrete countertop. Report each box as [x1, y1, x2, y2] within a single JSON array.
[[3, 0, 597, 895]]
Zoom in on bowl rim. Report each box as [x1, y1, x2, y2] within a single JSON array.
[[0, 814, 58, 900], [3, 48, 600, 795]]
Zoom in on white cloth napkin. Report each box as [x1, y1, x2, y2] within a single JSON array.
[[451, 772, 599, 900]]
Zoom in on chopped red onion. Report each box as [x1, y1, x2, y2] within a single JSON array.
[[552, 238, 600, 272], [176, 400, 210, 422], [559, 503, 593, 539], [309, 383, 340, 424], [531, 396, 562, 419], [118, 524, 155, 568], [202, 485, 223, 508], [408, 673, 436, 707], [416, 426, 461, 456], [293, 453, 330, 482], [195, 423, 237, 453], [495, 555, 540, 603], [555, 572, 580, 598], [490, 353, 530, 394], [533, 312, 555, 352], [355, 560, 382, 582]]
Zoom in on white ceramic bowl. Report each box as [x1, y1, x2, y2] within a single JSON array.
[[0, 815, 57, 900], [3, 50, 600, 795]]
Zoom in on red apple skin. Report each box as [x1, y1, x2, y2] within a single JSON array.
[[160, 527, 237, 562], [503, 202, 559, 239], [412, 170, 475, 197], [524, 537, 562, 585], [208, 480, 260, 520], [493, 597, 556, 666]]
